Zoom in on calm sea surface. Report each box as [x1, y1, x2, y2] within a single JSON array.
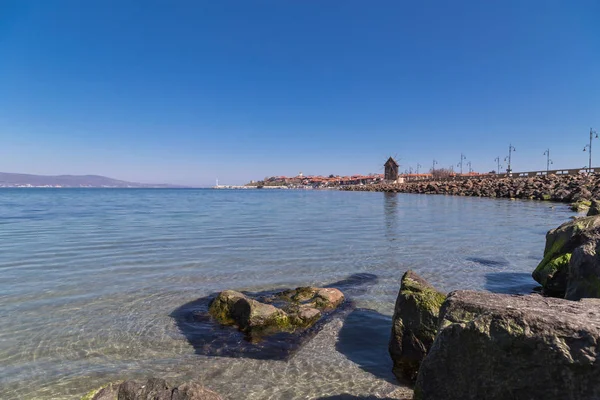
[[0, 189, 574, 399]]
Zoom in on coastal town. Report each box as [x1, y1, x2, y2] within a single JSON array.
[[240, 157, 478, 189], [240, 155, 592, 190]]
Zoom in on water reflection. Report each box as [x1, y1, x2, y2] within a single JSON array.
[[383, 192, 399, 244]]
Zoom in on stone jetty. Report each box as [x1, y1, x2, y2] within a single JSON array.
[[342, 174, 599, 204]]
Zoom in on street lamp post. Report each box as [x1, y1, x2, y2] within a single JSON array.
[[583, 128, 598, 173], [494, 157, 501, 174], [432, 159, 438, 175], [458, 153, 466, 175], [416, 163, 422, 175], [543, 149, 553, 173], [504, 144, 516, 174], [467, 161, 473, 174]]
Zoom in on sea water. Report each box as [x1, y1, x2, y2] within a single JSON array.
[[0, 189, 573, 399]]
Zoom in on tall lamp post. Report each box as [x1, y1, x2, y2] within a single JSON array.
[[583, 128, 598, 173], [432, 159, 438, 175], [416, 163, 422, 174], [494, 157, 501, 174], [504, 144, 516, 173], [467, 161, 473, 174], [458, 153, 467, 175], [543, 149, 553, 173]]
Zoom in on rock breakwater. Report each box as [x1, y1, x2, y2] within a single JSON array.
[[342, 174, 599, 203]]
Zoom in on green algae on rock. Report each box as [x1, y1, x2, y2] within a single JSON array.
[[276, 287, 345, 310], [81, 383, 117, 400], [207, 290, 246, 325], [571, 199, 592, 212], [389, 270, 445, 383], [209, 290, 292, 336], [532, 215, 600, 296], [208, 286, 344, 338]]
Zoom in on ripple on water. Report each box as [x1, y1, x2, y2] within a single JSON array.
[[0, 189, 573, 399]]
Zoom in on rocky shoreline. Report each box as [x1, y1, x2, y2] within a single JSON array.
[[83, 206, 600, 400], [341, 174, 600, 205]]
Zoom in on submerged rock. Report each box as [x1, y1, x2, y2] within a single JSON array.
[[83, 378, 222, 400], [414, 290, 600, 400], [208, 286, 345, 338], [389, 270, 445, 383], [532, 215, 600, 296]]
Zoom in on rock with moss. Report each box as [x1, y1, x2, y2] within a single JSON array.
[[414, 290, 600, 400], [208, 286, 344, 338], [209, 290, 292, 336], [83, 378, 222, 400], [207, 290, 247, 325], [532, 215, 600, 296], [388, 270, 446, 383], [276, 287, 345, 310], [571, 199, 592, 212]]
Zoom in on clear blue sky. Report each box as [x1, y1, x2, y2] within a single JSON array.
[[1, 1, 599, 186]]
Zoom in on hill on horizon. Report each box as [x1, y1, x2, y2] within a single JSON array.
[[0, 172, 185, 188]]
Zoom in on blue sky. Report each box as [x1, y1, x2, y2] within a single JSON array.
[[1, 1, 599, 186]]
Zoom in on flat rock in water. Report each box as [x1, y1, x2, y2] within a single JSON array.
[[207, 286, 345, 337], [170, 274, 375, 360], [414, 290, 600, 400]]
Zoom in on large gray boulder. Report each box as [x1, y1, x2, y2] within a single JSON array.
[[566, 240, 600, 300], [83, 378, 223, 400], [389, 270, 445, 383], [414, 290, 600, 400], [532, 215, 600, 296]]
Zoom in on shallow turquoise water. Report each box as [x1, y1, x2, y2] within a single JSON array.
[[0, 189, 573, 399]]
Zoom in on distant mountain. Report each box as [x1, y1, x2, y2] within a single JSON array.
[[0, 172, 185, 188]]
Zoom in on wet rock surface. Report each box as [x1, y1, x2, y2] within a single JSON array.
[[84, 378, 223, 400], [208, 286, 345, 337], [171, 273, 375, 360], [389, 271, 445, 383], [414, 290, 600, 400]]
